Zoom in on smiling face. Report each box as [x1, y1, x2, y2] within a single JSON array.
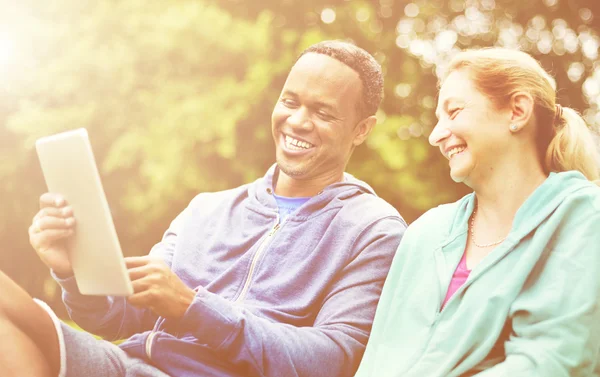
[[271, 53, 365, 183], [430, 69, 513, 185]]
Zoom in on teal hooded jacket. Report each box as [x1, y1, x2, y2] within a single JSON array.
[[356, 171, 600, 377]]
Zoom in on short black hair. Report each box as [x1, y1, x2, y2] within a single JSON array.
[[298, 40, 384, 119]]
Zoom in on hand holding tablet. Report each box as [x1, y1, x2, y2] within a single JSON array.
[[29, 193, 77, 278], [34, 128, 133, 296]]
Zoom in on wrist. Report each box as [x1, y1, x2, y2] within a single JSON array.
[[175, 287, 196, 320]]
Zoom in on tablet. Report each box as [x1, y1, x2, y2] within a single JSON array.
[[35, 128, 133, 296]]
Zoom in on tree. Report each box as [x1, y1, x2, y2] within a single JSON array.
[[0, 0, 598, 312], [212, 0, 600, 217], [0, 0, 285, 312]]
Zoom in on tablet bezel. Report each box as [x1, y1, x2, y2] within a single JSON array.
[[35, 128, 133, 296]]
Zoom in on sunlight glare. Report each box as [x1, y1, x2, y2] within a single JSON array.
[[0, 33, 14, 69]]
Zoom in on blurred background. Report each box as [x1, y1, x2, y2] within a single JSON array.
[[0, 0, 598, 317]]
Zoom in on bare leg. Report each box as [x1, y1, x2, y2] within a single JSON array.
[[0, 315, 51, 377], [0, 270, 60, 377]]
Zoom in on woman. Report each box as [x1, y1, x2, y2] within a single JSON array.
[[356, 48, 600, 376]]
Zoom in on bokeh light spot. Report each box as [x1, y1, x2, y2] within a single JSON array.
[[380, 6, 392, 18], [396, 34, 411, 49], [579, 8, 593, 23], [582, 37, 599, 60], [409, 123, 423, 137], [568, 62, 585, 82], [404, 3, 419, 18], [394, 83, 412, 98], [356, 8, 370, 22], [321, 8, 336, 24], [397, 126, 411, 140]]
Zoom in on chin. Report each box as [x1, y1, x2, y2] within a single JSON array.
[[280, 165, 306, 178], [449, 167, 471, 184], [449, 157, 475, 184], [276, 157, 308, 178]]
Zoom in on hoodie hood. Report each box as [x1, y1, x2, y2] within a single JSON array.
[[445, 171, 596, 245], [248, 163, 378, 220]]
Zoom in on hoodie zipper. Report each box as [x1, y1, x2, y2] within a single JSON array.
[[234, 217, 281, 303], [145, 218, 282, 358]]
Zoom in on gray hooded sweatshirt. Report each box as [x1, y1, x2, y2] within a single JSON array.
[[57, 164, 406, 377]]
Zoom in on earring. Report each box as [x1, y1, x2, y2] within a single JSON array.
[[510, 124, 518, 132]]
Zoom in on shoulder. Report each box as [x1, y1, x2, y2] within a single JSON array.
[[524, 179, 600, 267], [343, 197, 406, 262], [566, 180, 600, 209], [545, 171, 600, 215], [551, 179, 600, 227], [348, 193, 405, 224], [551, 182, 600, 238], [184, 183, 252, 215], [335, 176, 407, 225], [323, 189, 407, 250], [189, 184, 250, 205], [330, 194, 408, 250]]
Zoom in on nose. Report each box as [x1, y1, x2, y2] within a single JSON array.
[[287, 107, 314, 132], [428, 121, 452, 146]]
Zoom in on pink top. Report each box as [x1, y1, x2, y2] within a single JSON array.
[[441, 252, 471, 308]]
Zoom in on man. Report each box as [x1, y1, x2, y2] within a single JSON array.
[[0, 40, 406, 377]]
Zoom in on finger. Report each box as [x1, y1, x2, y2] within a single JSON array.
[[32, 217, 75, 234], [128, 266, 154, 282], [30, 229, 74, 250], [34, 206, 74, 222], [29, 218, 74, 242], [39, 193, 68, 209], [124, 256, 152, 269], [130, 278, 154, 294]]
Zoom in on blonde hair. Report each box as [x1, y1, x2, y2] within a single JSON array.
[[441, 48, 600, 182]]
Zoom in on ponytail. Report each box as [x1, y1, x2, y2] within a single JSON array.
[[546, 106, 600, 182]]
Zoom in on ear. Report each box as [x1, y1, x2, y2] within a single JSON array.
[[352, 115, 377, 146], [509, 92, 535, 130]]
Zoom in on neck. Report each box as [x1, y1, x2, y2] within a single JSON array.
[[470, 161, 547, 228], [274, 168, 344, 197]]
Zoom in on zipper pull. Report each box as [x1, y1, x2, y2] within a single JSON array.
[[269, 224, 280, 236]]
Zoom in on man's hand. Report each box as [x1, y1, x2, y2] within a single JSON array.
[[125, 256, 196, 320], [28, 193, 76, 277]]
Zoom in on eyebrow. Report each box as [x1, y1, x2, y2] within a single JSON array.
[[280, 89, 298, 98]]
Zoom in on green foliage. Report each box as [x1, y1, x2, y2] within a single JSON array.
[[0, 0, 598, 313]]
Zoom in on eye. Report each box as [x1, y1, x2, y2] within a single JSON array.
[[316, 110, 334, 121], [281, 98, 298, 108], [449, 108, 462, 120]]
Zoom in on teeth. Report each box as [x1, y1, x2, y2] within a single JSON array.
[[447, 146, 466, 159], [285, 135, 313, 150]]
